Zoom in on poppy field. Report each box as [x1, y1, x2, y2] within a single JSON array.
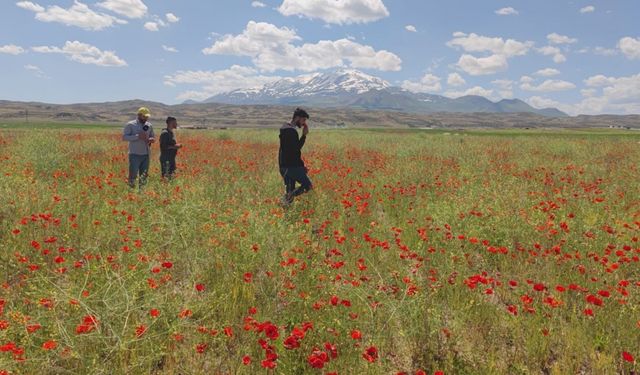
[[1, 126, 640, 374]]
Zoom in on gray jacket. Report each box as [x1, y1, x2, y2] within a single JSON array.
[[123, 120, 155, 155]]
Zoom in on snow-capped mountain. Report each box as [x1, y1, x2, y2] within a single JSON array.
[[206, 69, 391, 104], [200, 69, 566, 117]]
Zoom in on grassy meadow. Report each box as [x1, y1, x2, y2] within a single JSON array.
[[1, 124, 640, 374]]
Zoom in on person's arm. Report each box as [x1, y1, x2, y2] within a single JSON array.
[[299, 124, 309, 148], [148, 126, 155, 144], [122, 124, 139, 141]]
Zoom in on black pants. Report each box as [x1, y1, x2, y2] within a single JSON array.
[[160, 154, 176, 179], [280, 167, 313, 197]]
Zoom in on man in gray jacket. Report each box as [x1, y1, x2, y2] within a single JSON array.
[[123, 107, 155, 188]]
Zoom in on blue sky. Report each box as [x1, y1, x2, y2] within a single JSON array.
[[0, 0, 638, 114]]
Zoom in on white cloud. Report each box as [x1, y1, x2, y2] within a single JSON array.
[[252, 1, 266, 7], [527, 96, 562, 109], [547, 33, 577, 45], [447, 33, 533, 75], [447, 73, 466, 87], [584, 74, 616, 87], [537, 46, 566, 63], [202, 21, 401, 72], [162, 45, 178, 53], [445, 86, 493, 98], [593, 46, 618, 56], [144, 21, 159, 31], [540, 73, 640, 115], [492, 79, 514, 98], [32, 40, 127, 67], [528, 74, 640, 115], [535, 68, 560, 77], [447, 32, 533, 57], [16, 1, 126, 31], [520, 78, 575, 92], [618, 37, 640, 60], [405, 25, 417, 33], [15, 1, 43, 12], [166, 12, 179, 23], [495, 7, 518, 16], [278, 0, 390, 25], [401, 73, 441, 93], [580, 5, 595, 13], [96, 0, 147, 19], [456, 54, 508, 76], [164, 65, 283, 101], [24, 64, 47, 78], [0, 44, 26, 55]]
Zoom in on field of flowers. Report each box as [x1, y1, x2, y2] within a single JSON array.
[[1, 126, 640, 374]]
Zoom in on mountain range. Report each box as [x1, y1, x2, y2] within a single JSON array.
[[194, 69, 567, 117]]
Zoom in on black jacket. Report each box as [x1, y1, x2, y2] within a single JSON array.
[[278, 124, 306, 168], [159, 129, 177, 158]]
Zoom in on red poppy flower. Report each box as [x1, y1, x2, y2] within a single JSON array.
[[363, 346, 378, 362], [42, 340, 57, 350]]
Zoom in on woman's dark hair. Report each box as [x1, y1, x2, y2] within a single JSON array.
[[166, 116, 177, 124]]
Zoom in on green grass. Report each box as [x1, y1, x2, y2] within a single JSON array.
[[0, 126, 639, 374]]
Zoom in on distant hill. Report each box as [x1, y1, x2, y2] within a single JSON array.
[[200, 69, 568, 117], [1, 99, 638, 130]]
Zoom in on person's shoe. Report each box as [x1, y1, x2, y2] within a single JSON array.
[[280, 193, 293, 207]]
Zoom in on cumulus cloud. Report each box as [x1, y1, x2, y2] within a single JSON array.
[[447, 73, 466, 87], [405, 25, 417, 33], [16, 1, 126, 31], [401, 73, 441, 93], [584, 74, 616, 87], [447, 32, 533, 75], [580, 5, 595, 13], [96, 0, 147, 18], [278, 0, 390, 25], [32, 41, 127, 67], [0, 44, 26, 55], [547, 33, 577, 45], [535, 68, 560, 77], [447, 32, 533, 57], [164, 65, 283, 101], [491, 79, 514, 98], [456, 54, 508, 76], [520, 78, 575, 92], [162, 45, 178, 53], [144, 21, 159, 31], [252, 1, 266, 7], [566, 74, 640, 114], [495, 7, 518, 16], [202, 21, 401, 72], [166, 12, 179, 23], [527, 96, 562, 109], [445, 86, 493, 98], [618, 37, 640, 60], [531, 73, 640, 115], [537, 46, 566, 63]]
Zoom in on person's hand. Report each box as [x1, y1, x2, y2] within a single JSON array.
[[148, 137, 155, 144], [138, 131, 149, 141], [302, 124, 309, 136], [175, 143, 183, 149]]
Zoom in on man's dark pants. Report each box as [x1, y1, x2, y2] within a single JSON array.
[[280, 167, 313, 197], [160, 154, 176, 179]]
